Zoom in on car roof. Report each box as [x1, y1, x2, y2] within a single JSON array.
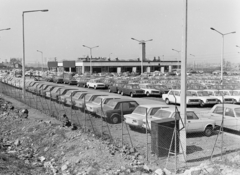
[[138, 104, 169, 108], [110, 98, 137, 102], [96, 95, 120, 99], [213, 104, 240, 108]]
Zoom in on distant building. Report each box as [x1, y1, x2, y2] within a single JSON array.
[[48, 59, 180, 74]]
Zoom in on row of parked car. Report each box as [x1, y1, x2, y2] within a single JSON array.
[[1, 76, 240, 136]]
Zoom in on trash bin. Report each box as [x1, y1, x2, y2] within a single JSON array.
[[151, 118, 179, 157]]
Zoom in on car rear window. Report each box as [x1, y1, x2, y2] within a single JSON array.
[[153, 110, 171, 119], [133, 106, 147, 115], [234, 108, 240, 118], [213, 106, 223, 114]]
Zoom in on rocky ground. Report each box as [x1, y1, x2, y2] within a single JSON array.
[[1, 94, 240, 175]]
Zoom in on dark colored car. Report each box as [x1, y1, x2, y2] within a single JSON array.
[[53, 75, 64, 83], [63, 73, 77, 85], [153, 84, 169, 96], [77, 78, 90, 88], [96, 99, 139, 124], [118, 84, 145, 97], [108, 83, 125, 94]]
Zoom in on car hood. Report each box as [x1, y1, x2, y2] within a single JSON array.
[[124, 113, 147, 120]]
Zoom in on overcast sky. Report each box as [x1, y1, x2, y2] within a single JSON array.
[[0, 0, 239, 65]]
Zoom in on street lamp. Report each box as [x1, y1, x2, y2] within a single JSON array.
[[109, 53, 112, 59], [131, 38, 153, 74], [22, 9, 48, 100], [37, 50, 44, 72], [210, 27, 236, 83], [0, 28, 11, 31], [172, 48, 181, 70], [189, 54, 195, 69], [82, 45, 99, 74]]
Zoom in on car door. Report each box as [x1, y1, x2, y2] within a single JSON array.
[[121, 102, 131, 114], [224, 107, 237, 130], [168, 91, 175, 103], [186, 111, 202, 132]]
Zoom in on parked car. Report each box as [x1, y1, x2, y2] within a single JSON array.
[[153, 84, 169, 96], [86, 95, 120, 115], [187, 90, 219, 107], [108, 83, 126, 94], [36, 84, 50, 95], [119, 84, 145, 97], [96, 99, 139, 124], [142, 108, 215, 136], [218, 90, 240, 104], [65, 91, 88, 106], [74, 93, 107, 109], [40, 85, 56, 97], [46, 86, 62, 99], [63, 73, 77, 85], [124, 104, 169, 129], [53, 75, 64, 83], [77, 78, 90, 88], [49, 87, 75, 101], [87, 79, 105, 89], [27, 82, 41, 92], [139, 83, 160, 97], [58, 90, 86, 104], [204, 90, 236, 104], [162, 90, 201, 106], [207, 104, 240, 131]]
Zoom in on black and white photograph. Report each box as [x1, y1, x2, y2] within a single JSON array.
[[0, 0, 240, 174]]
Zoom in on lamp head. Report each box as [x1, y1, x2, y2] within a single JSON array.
[[210, 27, 215, 30], [6, 28, 11, 30], [41, 9, 48, 12]]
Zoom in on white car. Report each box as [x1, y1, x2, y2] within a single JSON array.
[[142, 108, 215, 136], [204, 90, 236, 104], [86, 96, 120, 114], [219, 90, 240, 104], [187, 90, 219, 107], [124, 104, 169, 129], [207, 104, 240, 131], [139, 83, 160, 96], [87, 79, 105, 89], [162, 90, 201, 106]]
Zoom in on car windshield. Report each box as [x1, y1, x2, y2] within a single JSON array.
[[132, 85, 140, 89], [146, 85, 154, 89], [234, 108, 240, 117], [197, 91, 209, 96], [133, 106, 147, 115], [231, 91, 240, 95], [52, 88, 59, 93], [214, 91, 221, 96], [93, 97, 102, 104], [84, 94, 92, 102], [186, 91, 192, 96], [153, 110, 171, 119], [221, 91, 230, 96], [106, 100, 117, 108], [66, 91, 73, 96]]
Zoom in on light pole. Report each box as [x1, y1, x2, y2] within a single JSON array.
[[22, 9, 48, 100], [189, 54, 195, 69], [82, 45, 99, 74], [0, 28, 11, 31], [172, 48, 181, 70], [131, 38, 153, 74], [210, 28, 236, 83], [109, 53, 112, 59], [37, 50, 43, 72]]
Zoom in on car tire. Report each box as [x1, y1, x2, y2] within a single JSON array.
[[110, 114, 120, 124], [130, 93, 134, 98], [233, 99, 237, 104], [165, 98, 170, 105], [109, 89, 112, 93], [200, 101, 205, 107], [217, 100, 222, 104], [87, 85, 90, 89], [204, 126, 213, 137], [117, 90, 121, 94], [146, 92, 150, 97], [121, 91, 124, 96]]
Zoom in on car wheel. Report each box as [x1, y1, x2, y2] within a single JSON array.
[[217, 100, 222, 104], [130, 93, 134, 98], [121, 91, 124, 96], [109, 89, 112, 93], [233, 99, 237, 104], [94, 86, 97, 90], [146, 92, 150, 97], [200, 101, 205, 107], [165, 98, 170, 105], [117, 90, 121, 94], [110, 114, 120, 124], [204, 126, 213, 137]]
